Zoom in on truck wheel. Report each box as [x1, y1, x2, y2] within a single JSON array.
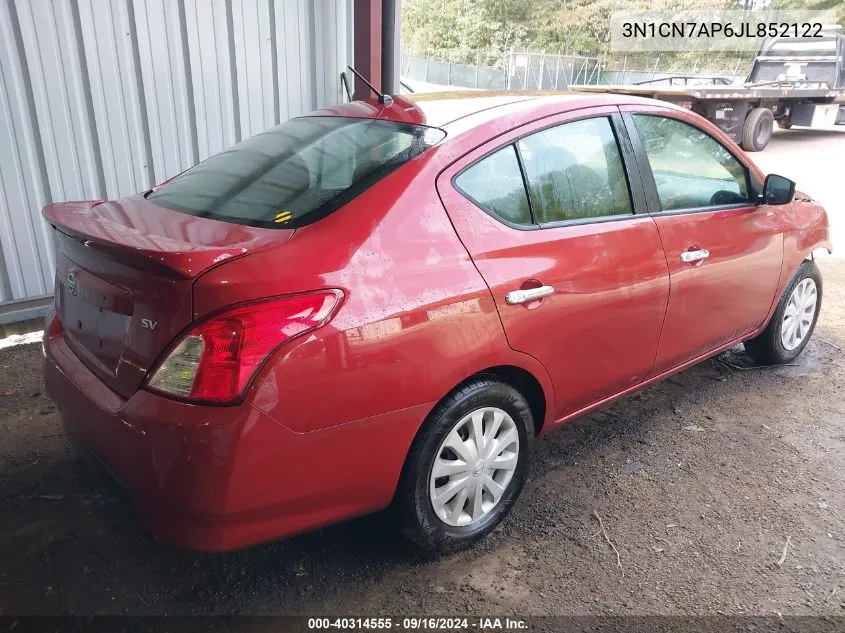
[[742, 107, 774, 151]]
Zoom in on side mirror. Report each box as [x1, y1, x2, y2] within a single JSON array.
[[762, 174, 796, 205]]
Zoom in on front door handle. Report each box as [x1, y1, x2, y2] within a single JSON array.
[[505, 285, 555, 305], [680, 248, 710, 263]]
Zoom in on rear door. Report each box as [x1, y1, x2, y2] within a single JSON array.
[[621, 107, 783, 375], [438, 107, 670, 423]]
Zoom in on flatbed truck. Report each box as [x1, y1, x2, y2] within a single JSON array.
[[575, 26, 845, 151]]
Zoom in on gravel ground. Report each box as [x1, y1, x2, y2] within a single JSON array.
[[0, 259, 843, 619]]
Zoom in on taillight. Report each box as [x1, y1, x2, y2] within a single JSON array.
[[42, 310, 63, 357], [45, 311, 63, 340], [145, 290, 342, 404]]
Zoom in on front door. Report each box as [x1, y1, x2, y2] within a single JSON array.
[[622, 108, 784, 375], [438, 108, 670, 423]]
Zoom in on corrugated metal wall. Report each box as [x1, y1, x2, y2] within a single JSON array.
[[0, 0, 351, 305]]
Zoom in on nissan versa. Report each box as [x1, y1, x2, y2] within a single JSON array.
[[43, 92, 831, 552]]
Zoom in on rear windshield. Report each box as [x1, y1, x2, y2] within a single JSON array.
[[147, 116, 444, 228]]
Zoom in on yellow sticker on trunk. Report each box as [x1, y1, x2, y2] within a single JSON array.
[[274, 211, 292, 223]]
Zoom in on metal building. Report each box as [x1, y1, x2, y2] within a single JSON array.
[[0, 0, 376, 323]]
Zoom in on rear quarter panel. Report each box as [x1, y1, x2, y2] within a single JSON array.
[[193, 153, 555, 435]]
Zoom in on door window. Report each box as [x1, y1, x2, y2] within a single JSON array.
[[517, 117, 632, 223], [454, 145, 532, 225], [632, 115, 750, 211]]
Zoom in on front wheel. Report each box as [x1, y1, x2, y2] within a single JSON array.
[[396, 378, 534, 553], [745, 260, 822, 365]]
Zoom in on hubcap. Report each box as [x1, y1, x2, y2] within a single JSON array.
[[429, 407, 519, 527], [781, 278, 817, 351]]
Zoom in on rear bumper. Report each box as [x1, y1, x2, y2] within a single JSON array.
[[44, 335, 429, 551]]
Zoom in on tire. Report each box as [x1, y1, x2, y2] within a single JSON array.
[[741, 107, 774, 152], [396, 377, 534, 553], [744, 260, 822, 365]]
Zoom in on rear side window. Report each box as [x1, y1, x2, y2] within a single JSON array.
[[632, 115, 749, 211], [517, 117, 632, 224], [454, 145, 532, 225], [147, 117, 444, 228]]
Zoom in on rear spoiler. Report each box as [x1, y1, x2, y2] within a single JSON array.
[[43, 200, 287, 279]]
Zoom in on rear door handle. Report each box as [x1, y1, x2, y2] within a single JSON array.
[[680, 248, 710, 263], [505, 285, 555, 305]]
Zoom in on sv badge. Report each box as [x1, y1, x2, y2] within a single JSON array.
[[66, 271, 78, 296], [140, 318, 159, 331]]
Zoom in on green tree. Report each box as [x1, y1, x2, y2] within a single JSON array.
[[401, 0, 843, 68]]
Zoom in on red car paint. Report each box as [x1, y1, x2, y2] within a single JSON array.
[[43, 93, 831, 551]]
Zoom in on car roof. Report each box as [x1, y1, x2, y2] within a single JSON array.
[[403, 91, 546, 127], [308, 90, 669, 132]]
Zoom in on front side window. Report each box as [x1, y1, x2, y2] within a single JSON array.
[[517, 117, 632, 224], [454, 145, 532, 226], [632, 115, 750, 211], [147, 116, 444, 228]]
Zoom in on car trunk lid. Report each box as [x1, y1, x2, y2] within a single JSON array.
[[44, 198, 291, 398]]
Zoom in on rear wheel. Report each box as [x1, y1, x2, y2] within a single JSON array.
[[742, 107, 774, 152], [397, 378, 534, 553], [745, 260, 822, 365]]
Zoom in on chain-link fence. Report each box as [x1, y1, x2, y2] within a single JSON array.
[[401, 50, 750, 91], [505, 52, 602, 89], [599, 53, 750, 85], [401, 50, 603, 91], [402, 54, 509, 90]]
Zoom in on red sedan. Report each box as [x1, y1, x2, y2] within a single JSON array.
[[43, 92, 831, 552]]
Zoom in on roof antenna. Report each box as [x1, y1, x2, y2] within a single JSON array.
[[346, 65, 393, 106]]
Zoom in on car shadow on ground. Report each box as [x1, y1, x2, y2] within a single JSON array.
[[0, 338, 838, 615]]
